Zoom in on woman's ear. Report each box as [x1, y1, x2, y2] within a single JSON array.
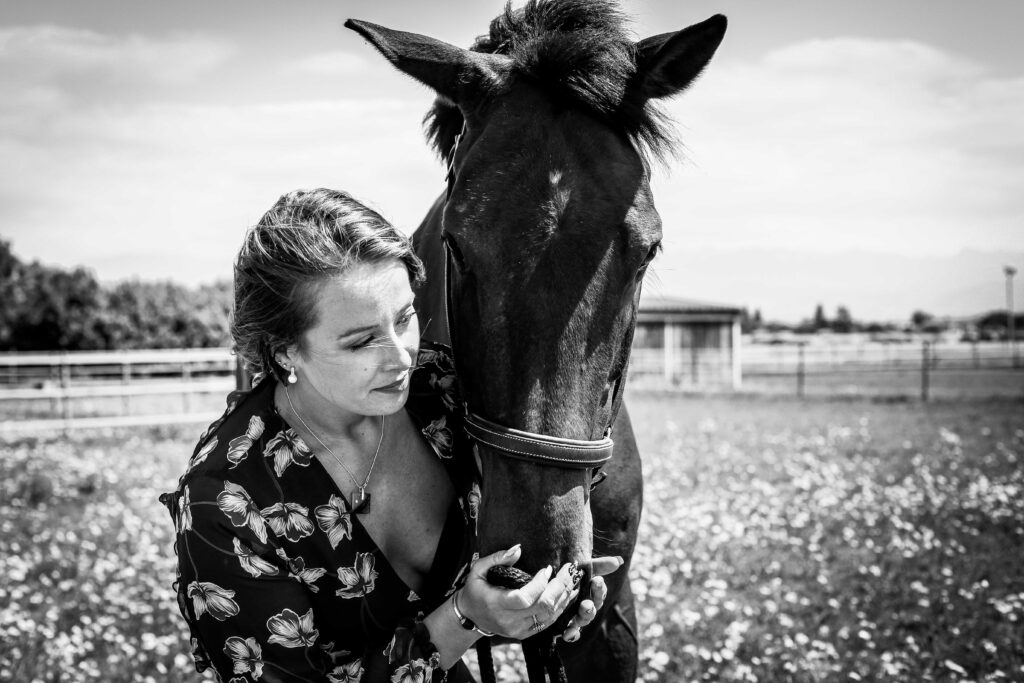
[[274, 345, 297, 374]]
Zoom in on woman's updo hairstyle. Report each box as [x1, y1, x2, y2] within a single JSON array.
[[231, 188, 425, 381]]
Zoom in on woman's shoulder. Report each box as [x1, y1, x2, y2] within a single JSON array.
[[173, 376, 291, 491]]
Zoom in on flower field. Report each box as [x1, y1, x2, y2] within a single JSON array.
[[1, 395, 1022, 682]]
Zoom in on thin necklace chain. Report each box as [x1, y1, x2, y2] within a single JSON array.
[[283, 385, 385, 498]]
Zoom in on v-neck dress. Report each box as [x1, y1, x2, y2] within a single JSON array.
[[160, 345, 481, 682]]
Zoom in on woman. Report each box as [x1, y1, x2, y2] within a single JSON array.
[[161, 188, 617, 682]]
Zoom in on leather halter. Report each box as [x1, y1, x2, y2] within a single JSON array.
[[440, 122, 616, 470]]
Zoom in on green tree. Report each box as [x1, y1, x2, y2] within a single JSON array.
[[0, 239, 22, 349], [911, 310, 933, 329], [8, 262, 105, 350], [99, 279, 232, 349], [833, 305, 854, 333], [812, 304, 828, 331]]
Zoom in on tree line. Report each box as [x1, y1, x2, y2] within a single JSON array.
[[0, 240, 232, 352], [740, 302, 1024, 340]]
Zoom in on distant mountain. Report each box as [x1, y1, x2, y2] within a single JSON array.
[[644, 247, 1024, 324]]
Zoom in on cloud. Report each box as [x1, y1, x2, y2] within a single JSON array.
[[0, 24, 233, 92], [2, 24, 1022, 318], [289, 49, 372, 77], [0, 96, 439, 284], [651, 36, 1024, 263]]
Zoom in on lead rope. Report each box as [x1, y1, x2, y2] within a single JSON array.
[[475, 633, 566, 683], [473, 566, 569, 683]]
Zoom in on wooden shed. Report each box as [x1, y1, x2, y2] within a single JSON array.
[[628, 296, 743, 389]]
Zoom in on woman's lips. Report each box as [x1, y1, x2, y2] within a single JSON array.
[[375, 374, 409, 392]]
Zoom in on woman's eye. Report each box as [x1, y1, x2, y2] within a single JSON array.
[[349, 336, 374, 350]]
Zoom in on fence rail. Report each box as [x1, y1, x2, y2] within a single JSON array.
[[0, 348, 238, 434], [740, 340, 1022, 400], [2, 341, 1022, 435]]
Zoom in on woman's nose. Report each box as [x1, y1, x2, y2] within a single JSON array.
[[383, 330, 415, 369]]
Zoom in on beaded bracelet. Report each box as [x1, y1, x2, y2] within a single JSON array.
[[451, 589, 495, 637]]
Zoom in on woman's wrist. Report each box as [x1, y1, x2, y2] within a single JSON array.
[[451, 588, 494, 637], [422, 594, 483, 669]]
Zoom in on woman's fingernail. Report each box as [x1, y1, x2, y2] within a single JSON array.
[[565, 631, 580, 643], [505, 544, 521, 558], [615, 556, 624, 567]]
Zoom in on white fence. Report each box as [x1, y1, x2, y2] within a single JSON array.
[[0, 348, 238, 434], [739, 339, 1022, 400], [2, 340, 1021, 435]]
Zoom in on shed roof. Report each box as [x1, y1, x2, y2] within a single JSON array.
[[639, 295, 743, 315]]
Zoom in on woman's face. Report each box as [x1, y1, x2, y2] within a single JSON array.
[[283, 259, 419, 419]]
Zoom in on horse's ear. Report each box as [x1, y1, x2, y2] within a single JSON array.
[[345, 19, 504, 106], [632, 14, 727, 100]]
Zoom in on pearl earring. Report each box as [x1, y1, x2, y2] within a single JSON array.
[[288, 366, 298, 384]]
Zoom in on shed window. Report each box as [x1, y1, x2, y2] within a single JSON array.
[[633, 322, 664, 348]]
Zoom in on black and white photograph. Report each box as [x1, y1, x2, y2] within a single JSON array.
[[1, 1, 1022, 681]]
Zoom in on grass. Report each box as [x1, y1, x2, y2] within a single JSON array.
[[1, 395, 1022, 681], [627, 393, 1024, 682]]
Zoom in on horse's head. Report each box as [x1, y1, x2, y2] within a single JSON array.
[[347, 1, 724, 582]]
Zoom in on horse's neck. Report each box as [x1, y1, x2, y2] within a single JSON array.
[[413, 192, 450, 347]]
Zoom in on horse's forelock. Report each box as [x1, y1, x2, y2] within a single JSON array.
[[423, 0, 676, 164]]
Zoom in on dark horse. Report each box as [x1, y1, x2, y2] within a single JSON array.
[[346, 2, 725, 680]]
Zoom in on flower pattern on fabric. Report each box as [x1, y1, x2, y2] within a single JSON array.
[[261, 501, 315, 542], [421, 416, 453, 459], [336, 552, 379, 599], [188, 581, 240, 622], [467, 482, 481, 520], [223, 636, 264, 678], [263, 428, 314, 477], [284, 555, 327, 593], [328, 659, 364, 683], [390, 658, 437, 683], [227, 415, 265, 468], [179, 485, 192, 532], [415, 348, 452, 372], [190, 437, 218, 473], [162, 342, 473, 682], [232, 537, 278, 578], [314, 494, 354, 549], [428, 372, 458, 412], [266, 607, 319, 649], [217, 481, 268, 543]]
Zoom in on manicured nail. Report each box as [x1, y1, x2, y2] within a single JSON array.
[[505, 544, 521, 558], [615, 556, 624, 567]]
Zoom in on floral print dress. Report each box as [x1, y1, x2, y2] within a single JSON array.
[[161, 345, 481, 682]]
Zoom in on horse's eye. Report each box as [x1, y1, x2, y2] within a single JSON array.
[[443, 233, 469, 273], [636, 243, 660, 281]]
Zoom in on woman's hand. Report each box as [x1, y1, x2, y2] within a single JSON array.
[[457, 547, 623, 641], [458, 545, 578, 640], [559, 555, 622, 643]]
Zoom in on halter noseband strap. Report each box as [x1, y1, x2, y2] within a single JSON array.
[[464, 413, 613, 469]]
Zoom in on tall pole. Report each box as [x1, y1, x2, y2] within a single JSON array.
[[1007, 266, 1018, 368]]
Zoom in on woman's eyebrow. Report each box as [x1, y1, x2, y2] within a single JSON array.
[[337, 323, 377, 340]]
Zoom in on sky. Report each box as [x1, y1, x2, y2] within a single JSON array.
[[2, 0, 1023, 322]]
